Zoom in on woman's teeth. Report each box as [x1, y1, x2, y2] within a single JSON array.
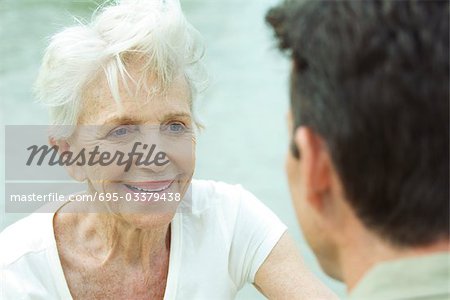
[[124, 182, 172, 193]]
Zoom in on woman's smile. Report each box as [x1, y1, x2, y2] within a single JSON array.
[[124, 179, 175, 193]]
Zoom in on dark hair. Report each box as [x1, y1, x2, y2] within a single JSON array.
[[266, 0, 449, 247]]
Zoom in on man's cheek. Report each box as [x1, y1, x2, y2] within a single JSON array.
[[285, 153, 302, 203], [285, 151, 296, 184]]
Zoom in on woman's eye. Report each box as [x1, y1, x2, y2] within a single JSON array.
[[163, 122, 186, 134], [108, 125, 137, 138]]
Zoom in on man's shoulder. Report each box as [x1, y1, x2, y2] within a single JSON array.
[[349, 253, 450, 300], [0, 213, 54, 267]]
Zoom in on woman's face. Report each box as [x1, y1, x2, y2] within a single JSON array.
[[66, 69, 195, 228]]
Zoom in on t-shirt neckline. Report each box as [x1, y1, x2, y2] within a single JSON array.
[[45, 210, 182, 299]]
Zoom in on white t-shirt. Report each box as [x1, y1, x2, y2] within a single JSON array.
[[1, 180, 287, 299]]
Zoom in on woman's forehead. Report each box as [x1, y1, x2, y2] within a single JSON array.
[[79, 72, 191, 125]]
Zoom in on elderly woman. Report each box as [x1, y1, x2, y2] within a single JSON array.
[[0, 0, 336, 299]]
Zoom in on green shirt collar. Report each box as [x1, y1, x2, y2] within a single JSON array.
[[348, 252, 450, 300]]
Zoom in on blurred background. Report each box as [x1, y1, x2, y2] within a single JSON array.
[[0, 0, 345, 298]]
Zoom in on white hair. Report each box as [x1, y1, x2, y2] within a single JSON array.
[[34, 0, 205, 137]]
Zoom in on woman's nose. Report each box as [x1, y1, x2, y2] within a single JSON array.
[[133, 143, 170, 173]]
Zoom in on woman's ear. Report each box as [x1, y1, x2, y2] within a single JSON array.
[[48, 137, 87, 182], [295, 127, 333, 213]]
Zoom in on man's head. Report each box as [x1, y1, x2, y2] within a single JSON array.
[[267, 0, 449, 279]]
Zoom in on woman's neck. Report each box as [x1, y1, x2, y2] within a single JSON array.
[[80, 213, 171, 269]]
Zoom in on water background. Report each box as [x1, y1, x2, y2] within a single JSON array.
[[0, 0, 345, 298]]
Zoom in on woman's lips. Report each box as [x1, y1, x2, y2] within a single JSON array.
[[124, 180, 174, 193]]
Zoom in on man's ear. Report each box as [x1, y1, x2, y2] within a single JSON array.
[[49, 137, 87, 182], [294, 127, 333, 212]]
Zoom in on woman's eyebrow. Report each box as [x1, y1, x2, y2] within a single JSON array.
[[103, 116, 138, 125], [102, 112, 191, 125], [159, 112, 192, 122]]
